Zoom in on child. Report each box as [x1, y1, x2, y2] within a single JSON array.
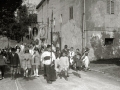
[[55, 47, 61, 78], [82, 53, 90, 72], [69, 47, 75, 69], [23, 49, 32, 77], [59, 51, 69, 80], [10, 48, 20, 80], [73, 54, 81, 78], [16, 47, 21, 74], [32, 48, 40, 77], [0, 52, 7, 80]]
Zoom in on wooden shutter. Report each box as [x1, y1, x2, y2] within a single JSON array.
[[107, 0, 110, 14], [69, 6, 73, 20], [111, 0, 114, 14]]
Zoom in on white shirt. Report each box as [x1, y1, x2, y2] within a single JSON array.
[[83, 56, 89, 64], [20, 45, 24, 52], [69, 51, 75, 58], [29, 49, 34, 56], [41, 51, 56, 65]]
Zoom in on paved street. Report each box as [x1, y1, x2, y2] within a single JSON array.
[[0, 70, 120, 90]]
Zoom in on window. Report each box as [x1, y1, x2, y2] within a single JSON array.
[[105, 38, 114, 45], [69, 6, 73, 20], [60, 14, 62, 23], [107, 0, 114, 14]]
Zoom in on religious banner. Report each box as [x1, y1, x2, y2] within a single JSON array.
[[33, 27, 38, 36], [52, 32, 61, 50], [39, 27, 47, 39]]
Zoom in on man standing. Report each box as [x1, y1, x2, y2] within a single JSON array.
[[41, 45, 56, 84], [9, 48, 20, 80]]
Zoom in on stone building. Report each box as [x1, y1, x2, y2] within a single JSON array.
[[36, 0, 83, 50], [36, 0, 120, 60]]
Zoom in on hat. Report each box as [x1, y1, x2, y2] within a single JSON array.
[[47, 45, 51, 48], [64, 45, 68, 48], [25, 49, 29, 53], [11, 48, 16, 52]]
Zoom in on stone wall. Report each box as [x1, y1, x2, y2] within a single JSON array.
[[85, 0, 120, 60], [37, 0, 83, 51]]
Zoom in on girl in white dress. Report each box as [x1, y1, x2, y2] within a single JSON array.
[[82, 53, 90, 71]]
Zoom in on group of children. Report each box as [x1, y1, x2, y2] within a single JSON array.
[[55, 45, 90, 80], [0, 43, 90, 83]]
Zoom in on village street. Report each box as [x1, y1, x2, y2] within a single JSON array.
[[0, 69, 120, 90]]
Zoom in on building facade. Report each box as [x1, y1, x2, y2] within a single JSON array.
[[36, 0, 83, 50], [36, 0, 120, 60]]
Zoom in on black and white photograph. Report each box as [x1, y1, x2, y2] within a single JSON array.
[[0, 0, 120, 90]]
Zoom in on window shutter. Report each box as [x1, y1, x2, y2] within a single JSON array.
[[69, 6, 73, 20], [71, 6, 73, 19], [69, 7, 71, 20], [107, 0, 110, 14], [111, 0, 114, 14]]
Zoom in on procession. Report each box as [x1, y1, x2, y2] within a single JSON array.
[[1, 0, 120, 90], [0, 43, 90, 84]]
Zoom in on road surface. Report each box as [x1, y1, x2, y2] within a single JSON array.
[[0, 70, 120, 90]]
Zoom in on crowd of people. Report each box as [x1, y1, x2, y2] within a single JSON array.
[[0, 43, 90, 84]]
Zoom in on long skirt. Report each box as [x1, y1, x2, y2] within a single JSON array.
[[45, 65, 56, 81]]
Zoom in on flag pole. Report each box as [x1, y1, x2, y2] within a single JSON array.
[[51, 9, 53, 65]]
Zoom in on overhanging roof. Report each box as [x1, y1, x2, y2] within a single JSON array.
[[36, 0, 45, 9]]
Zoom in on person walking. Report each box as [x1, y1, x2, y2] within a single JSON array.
[[9, 48, 20, 80], [62, 45, 69, 56], [23, 49, 32, 77], [73, 53, 82, 78], [55, 47, 61, 78], [59, 51, 69, 81], [82, 52, 90, 72], [16, 47, 21, 74], [32, 48, 40, 77], [0, 52, 7, 80], [41, 45, 56, 84], [69, 47, 75, 69]]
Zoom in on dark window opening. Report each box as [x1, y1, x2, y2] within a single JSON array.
[[105, 38, 114, 45], [69, 6, 73, 20]]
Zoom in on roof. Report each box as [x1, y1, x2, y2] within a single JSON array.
[[36, 0, 45, 9]]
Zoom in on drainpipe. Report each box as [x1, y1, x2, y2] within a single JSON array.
[[82, 0, 86, 53], [84, 0, 86, 48]]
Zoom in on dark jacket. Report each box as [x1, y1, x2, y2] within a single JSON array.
[[62, 49, 69, 56], [0, 55, 7, 66], [9, 53, 20, 67], [73, 56, 82, 67]]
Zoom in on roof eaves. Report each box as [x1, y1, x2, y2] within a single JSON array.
[[36, 0, 45, 9]]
